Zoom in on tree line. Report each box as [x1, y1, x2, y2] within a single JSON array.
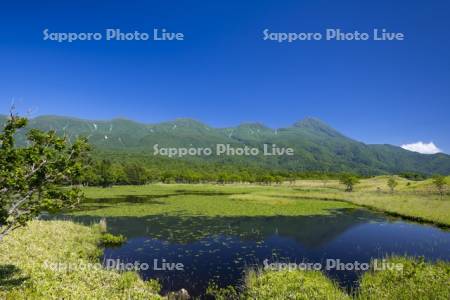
[[79, 159, 349, 187]]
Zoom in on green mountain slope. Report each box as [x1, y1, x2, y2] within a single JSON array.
[[1, 114, 449, 175]]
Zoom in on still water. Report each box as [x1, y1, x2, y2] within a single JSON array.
[[64, 207, 450, 297]]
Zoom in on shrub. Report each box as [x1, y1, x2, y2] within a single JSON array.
[[357, 257, 450, 300], [244, 269, 350, 299], [432, 175, 447, 198], [206, 282, 239, 299], [99, 233, 127, 246], [339, 174, 360, 192], [387, 176, 398, 193]]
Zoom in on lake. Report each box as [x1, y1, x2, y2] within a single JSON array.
[[65, 207, 450, 297]]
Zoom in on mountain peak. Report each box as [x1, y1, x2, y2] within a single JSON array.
[[237, 122, 270, 130], [293, 117, 327, 127], [293, 117, 342, 137], [171, 118, 208, 127]]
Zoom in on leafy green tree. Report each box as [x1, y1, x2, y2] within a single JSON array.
[[98, 159, 115, 187], [227, 174, 241, 184], [273, 175, 283, 185], [339, 173, 360, 192], [432, 175, 447, 198], [161, 171, 175, 184], [260, 175, 275, 185], [124, 163, 148, 185], [217, 173, 229, 185], [80, 165, 100, 186], [111, 164, 127, 184], [0, 114, 89, 242], [387, 176, 398, 193]]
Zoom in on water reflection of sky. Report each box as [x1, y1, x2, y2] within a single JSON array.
[[66, 209, 450, 297]]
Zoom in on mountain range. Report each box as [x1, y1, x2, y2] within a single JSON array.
[[1, 114, 449, 175]]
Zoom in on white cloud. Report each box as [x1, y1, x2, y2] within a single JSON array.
[[401, 141, 442, 154]]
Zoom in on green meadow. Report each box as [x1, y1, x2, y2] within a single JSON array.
[[0, 221, 162, 300], [75, 184, 355, 218], [76, 176, 450, 227], [234, 256, 450, 300]]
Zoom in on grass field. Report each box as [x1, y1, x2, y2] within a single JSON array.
[[237, 257, 450, 300], [356, 256, 450, 300], [243, 268, 350, 300], [76, 184, 355, 217], [77, 176, 450, 226], [0, 221, 162, 300], [283, 176, 450, 227]]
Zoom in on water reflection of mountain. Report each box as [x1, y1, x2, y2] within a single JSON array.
[[59, 209, 385, 248]]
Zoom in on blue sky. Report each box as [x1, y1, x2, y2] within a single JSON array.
[[0, 1, 449, 153]]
